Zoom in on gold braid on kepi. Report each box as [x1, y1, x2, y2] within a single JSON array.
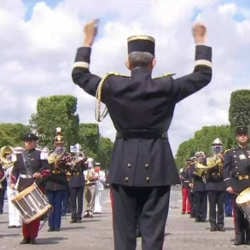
[[95, 72, 119, 122]]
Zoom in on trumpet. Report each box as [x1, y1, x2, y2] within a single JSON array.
[[0, 146, 15, 169]]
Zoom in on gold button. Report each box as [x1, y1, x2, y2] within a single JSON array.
[[124, 177, 129, 182], [127, 163, 132, 168], [145, 163, 149, 168], [146, 176, 150, 182]]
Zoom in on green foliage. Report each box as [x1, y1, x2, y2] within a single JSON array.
[[175, 125, 234, 168], [78, 123, 99, 154], [229, 89, 250, 129], [78, 123, 113, 169], [96, 137, 114, 169], [29, 95, 79, 149], [0, 123, 30, 147]]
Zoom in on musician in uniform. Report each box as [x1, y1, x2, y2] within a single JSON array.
[[205, 138, 226, 231], [83, 157, 98, 218], [0, 162, 7, 214], [72, 20, 212, 250], [68, 151, 87, 223], [1, 146, 22, 228], [11, 133, 49, 244], [191, 152, 207, 222], [45, 128, 70, 232], [94, 162, 106, 214], [179, 160, 192, 215], [223, 126, 250, 245]]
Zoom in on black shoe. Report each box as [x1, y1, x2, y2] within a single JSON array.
[[48, 228, 54, 232], [217, 226, 225, 232], [234, 239, 244, 245], [54, 228, 60, 231], [76, 218, 82, 223], [234, 234, 244, 245], [20, 238, 30, 244], [210, 226, 217, 232], [8, 225, 17, 228], [30, 239, 37, 244], [70, 219, 77, 223]]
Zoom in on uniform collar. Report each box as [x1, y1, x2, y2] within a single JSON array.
[[131, 66, 152, 77]]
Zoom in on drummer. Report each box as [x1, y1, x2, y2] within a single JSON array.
[[223, 126, 250, 245], [11, 133, 49, 244]]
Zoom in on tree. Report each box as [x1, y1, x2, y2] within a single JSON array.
[[29, 95, 79, 149], [229, 89, 250, 130], [96, 137, 114, 170], [78, 123, 99, 158], [0, 123, 30, 147]]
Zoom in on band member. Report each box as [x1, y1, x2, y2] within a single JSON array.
[[0, 163, 7, 214], [68, 151, 87, 223], [1, 146, 22, 228], [83, 158, 98, 218], [72, 20, 212, 249], [94, 163, 106, 214], [11, 133, 49, 244], [179, 160, 192, 215], [191, 152, 207, 222], [45, 128, 70, 232], [223, 126, 250, 245], [205, 138, 226, 231]]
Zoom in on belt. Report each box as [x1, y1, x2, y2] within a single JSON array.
[[237, 175, 250, 180], [20, 174, 33, 179], [116, 129, 168, 139]]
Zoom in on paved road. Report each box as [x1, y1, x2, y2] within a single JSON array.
[[0, 187, 249, 249]]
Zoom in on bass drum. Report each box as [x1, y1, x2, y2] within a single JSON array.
[[236, 187, 250, 222]]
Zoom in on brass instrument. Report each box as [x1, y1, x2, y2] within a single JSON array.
[[194, 154, 223, 177], [48, 151, 65, 166], [0, 145, 15, 169]]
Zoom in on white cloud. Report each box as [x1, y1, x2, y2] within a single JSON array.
[[0, 0, 249, 155]]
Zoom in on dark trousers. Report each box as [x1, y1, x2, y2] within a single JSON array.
[[22, 218, 40, 239], [70, 186, 84, 220], [193, 191, 207, 221], [47, 190, 65, 230], [224, 192, 233, 216], [207, 191, 225, 227], [0, 187, 6, 213], [111, 184, 170, 250], [233, 197, 250, 241]]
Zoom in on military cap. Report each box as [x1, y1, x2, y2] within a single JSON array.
[[235, 126, 248, 135], [23, 133, 39, 141], [127, 35, 155, 56]]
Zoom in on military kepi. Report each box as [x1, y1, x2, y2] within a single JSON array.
[[235, 126, 248, 135], [127, 35, 155, 56], [23, 133, 39, 141]]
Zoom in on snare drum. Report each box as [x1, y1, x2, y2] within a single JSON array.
[[11, 183, 51, 224], [236, 187, 250, 222]]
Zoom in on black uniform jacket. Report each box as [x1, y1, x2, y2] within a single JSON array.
[[223, 146, 250, 193], [12, 149, 49, 192], [72, 45, 212, 187], [205, 165, 225, 191], [68, 160, 87, 188]]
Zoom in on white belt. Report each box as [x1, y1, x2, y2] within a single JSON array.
[[20, 174, 33, 178]]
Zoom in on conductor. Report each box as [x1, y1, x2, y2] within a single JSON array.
[[72, 20, 212, 250]]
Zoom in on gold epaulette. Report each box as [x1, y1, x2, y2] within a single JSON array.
[[154, 73, 176, 80], [224, 148, 232, 153], [95, 72, 121, 122]]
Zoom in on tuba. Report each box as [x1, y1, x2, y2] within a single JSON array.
[[0, 146, 15, 169]]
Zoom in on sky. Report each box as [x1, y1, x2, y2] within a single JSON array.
[[0, 0, 250, 155]]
